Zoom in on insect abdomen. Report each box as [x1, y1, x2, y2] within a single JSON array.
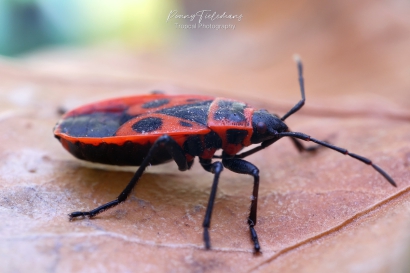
[[58, 138, 172, 166]]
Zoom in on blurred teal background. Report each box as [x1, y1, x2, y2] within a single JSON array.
[[0, 0, 179, 56]]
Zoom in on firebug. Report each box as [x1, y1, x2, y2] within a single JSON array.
[[54, 57, 396, 253]]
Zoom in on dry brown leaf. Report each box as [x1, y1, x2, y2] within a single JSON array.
[[1, 1, 410, 273]]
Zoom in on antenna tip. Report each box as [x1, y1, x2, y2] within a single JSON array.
[[293, 54, 301, 63]]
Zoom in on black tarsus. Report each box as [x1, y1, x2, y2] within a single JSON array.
[[199, 158, 224, 250], [277, 131, 397, 187], [69, 135, 189, 220], [222, 155, 261, 253], [281, 55, 306, 121]]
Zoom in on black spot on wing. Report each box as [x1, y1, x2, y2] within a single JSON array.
[[142, 99, 170, 109], [179, 120, 193, 127], [226, 129, 248, 144], [132, 117, 163, 133], [157, 100, 213, 126], [214, 100, 246, 122], [59, 112, 123, 137]]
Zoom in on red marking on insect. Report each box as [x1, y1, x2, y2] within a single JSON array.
[[54, 58, 396, 253]]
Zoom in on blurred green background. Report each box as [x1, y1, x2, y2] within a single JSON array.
[[0, 0, 179, 56]]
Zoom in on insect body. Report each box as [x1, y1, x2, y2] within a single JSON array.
[[54, 59, 396, 253]]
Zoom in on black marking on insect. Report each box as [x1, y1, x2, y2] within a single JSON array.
[[183, 135, 204, 156], [132, 117, 163, 133], [204, 131, 223, 149], [119, 112, 137, 126], [214, 100, 247, 122], [142, 99, 170, 109], [157, 100, 213, 126], [66, 140, 172, 166], [59, 112, 124, 137], [226, 129, 249, 144], [186, 98, 202, 102], [179, 120, 193, 127]]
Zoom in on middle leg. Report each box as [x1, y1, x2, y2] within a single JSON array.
[[199, 158, 224, 250], [222, 156, 261, 253]]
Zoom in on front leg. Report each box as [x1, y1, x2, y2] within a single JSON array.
[[222, 156, 261, 253]]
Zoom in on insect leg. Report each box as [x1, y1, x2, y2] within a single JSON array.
[[281, 56, 305, 121], [199, 158, 224, 250], [222, 157, 261, 253], [69, 134, 189, 219]]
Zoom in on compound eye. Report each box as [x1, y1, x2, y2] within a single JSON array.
[[257, 122, 267, 134]]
